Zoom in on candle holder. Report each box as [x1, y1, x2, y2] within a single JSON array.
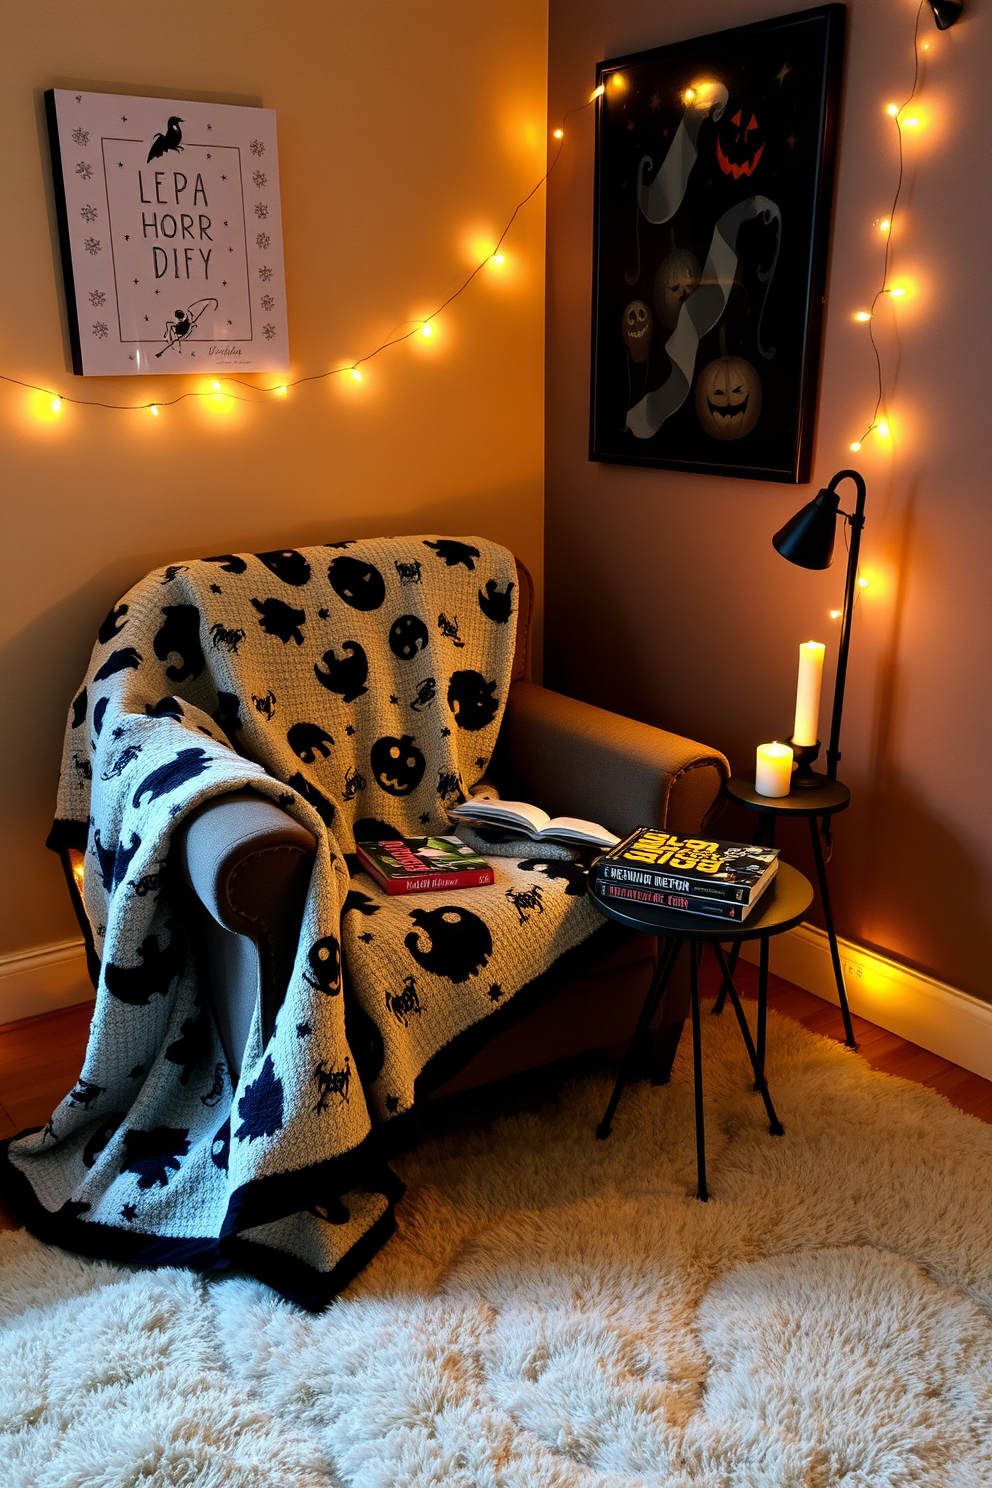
[[786, 736, 824, 789]]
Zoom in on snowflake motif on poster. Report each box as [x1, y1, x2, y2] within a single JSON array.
[[254, 202, 269, 219], [256, 233, 270, 250], [262, 323, 277, 341], [75, 160, 93, 180], [260, 294, 275, 311], [249, 138, 266, 157], [258, 265, 274, 283], [252, 170, 267, 188], [80, 204, 98, 223], [92, 322, 109, 339], [71, 126, 89, 146], [83, 237, 101, 256], [89, 290, 107, 307]]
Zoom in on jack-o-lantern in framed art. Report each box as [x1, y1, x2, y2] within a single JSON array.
[[590, 5, 844, 482]]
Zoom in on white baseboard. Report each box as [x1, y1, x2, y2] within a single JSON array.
[[741, 923, 992, 1083], [0, 939, 93, 1027]]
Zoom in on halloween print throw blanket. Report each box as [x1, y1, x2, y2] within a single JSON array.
[[0, 537, 609, 1307]]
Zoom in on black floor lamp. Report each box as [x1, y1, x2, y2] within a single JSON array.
[[772, 468, 867, 783]]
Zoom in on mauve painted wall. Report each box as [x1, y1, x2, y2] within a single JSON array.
[[545, 0, 992, 999]]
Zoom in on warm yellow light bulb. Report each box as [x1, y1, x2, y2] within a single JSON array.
[[877, 420, 890, 439], [149, 404, 159, 417], [420, 321, 432, 339], [902, 116, 919, 128], [212, 380, 222, 392], [854, 311, 872, 322], [886, 103, 899, 117], [858, 576, 870, 590], [492, 252, 505, 266], [350, 367, 363, 382], [275, 385, 288, 396], [611, 74, 624, 89], [849, 441, 862, 452], [51, 396, 63, 414], [830, 609, 842, 620], [552, 128, 563, 140], [591, 85, 605, 100], [888, 286, 906, 297], [879, 218, 890, 231]]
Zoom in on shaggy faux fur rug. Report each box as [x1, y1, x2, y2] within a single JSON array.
[[3, 1005, 991, 1487]]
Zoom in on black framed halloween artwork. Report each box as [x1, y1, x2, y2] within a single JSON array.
[[589, 5, 845, 483]]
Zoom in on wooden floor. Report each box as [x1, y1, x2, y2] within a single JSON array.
[[2, 970, 990, 1232]]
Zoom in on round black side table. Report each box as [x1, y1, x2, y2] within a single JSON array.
[[591, 863, 814, 1201], [722, 773, 856, 1051]]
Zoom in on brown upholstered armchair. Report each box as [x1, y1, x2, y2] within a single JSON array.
[[174, 558, 729, 1097]]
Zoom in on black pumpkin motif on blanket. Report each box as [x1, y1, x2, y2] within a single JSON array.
[[478, 579, 515, 624], [370, 734, 426, 796], [256, 549, 312, 587], [303, 935, 342, 995], [447, 670, 499, 731], [405, 905, 492, 983], [328, 556, 386, 611], [120, 1126, 191, 1189], [388, 615, 429, 661]]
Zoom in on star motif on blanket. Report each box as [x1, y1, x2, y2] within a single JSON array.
[[209, 584, 222, 594], [419, 813, 430, 824], [296, 1021, 312, 1038], [345, 724, 356, 736], [441, 726, 451, 737], [385, 1094, 400, 1113], [475, 757, 487, 769], [318, 608, 330, 619], [358, 931, 374, 944], [488, 983, 503, 1001], [390, 695, 399, 705], [121, 1203, 138, 1222]]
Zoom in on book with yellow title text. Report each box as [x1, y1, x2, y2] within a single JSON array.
[[591, 828, 779, 906]]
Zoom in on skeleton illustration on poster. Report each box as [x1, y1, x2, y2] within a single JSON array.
[[45, 90, 289, 375], [590, 6, 844, 483]]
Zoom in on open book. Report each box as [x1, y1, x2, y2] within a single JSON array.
[[450, 799, 619, 850]]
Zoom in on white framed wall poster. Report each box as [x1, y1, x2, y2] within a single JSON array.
[[45, 89, 289, 376]]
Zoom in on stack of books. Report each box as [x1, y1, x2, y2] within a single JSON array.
[[590, 828, 779, 923]]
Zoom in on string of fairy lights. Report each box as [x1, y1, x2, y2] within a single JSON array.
[[0, 97, 597, 419], [1, 5, 947, 436], [849, 0, 931, 453]]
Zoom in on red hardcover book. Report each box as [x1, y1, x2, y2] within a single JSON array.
[[354, 836, 495, 896]]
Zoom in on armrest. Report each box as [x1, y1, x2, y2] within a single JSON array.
[[172, 791, 316, 1071], [496, 680, 729, 838]]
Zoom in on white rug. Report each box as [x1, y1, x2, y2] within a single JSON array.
[[3, 1006, 991, 1488]]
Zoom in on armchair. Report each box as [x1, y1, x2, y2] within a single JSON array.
[[174, 558, 729, 1097]]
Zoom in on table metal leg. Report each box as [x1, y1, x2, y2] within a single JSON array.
[[712, 942, 784, 1138], [596, 937, 683, 1140], [807, 816, 858, 1049], [689, 940, 707, 1202], [756, 933, 769, 1088], [711, 940, 740, 1017]]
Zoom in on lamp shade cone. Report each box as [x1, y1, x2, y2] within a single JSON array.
[[772, 487, 841, 570], [927, 0, 962, 28]]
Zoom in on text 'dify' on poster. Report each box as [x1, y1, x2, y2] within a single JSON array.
[[45, 89, 289, 376]]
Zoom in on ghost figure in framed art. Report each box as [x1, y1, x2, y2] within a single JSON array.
[[590, 5, 844, 483]]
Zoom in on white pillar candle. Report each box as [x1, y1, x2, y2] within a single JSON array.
[[793, 641, 825, 747], [755, 741, 794, 798]]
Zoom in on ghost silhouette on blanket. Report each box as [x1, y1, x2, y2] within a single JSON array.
[[251, 597, 306, 645], [405, 905, 492, 982], [255, 549, 312, 587], [154, 606, 205, 683], [447, 670, 499, 731], [287, 722, 335, 762], [104, 923, 186, 1006], [313, 642, 368, 702]]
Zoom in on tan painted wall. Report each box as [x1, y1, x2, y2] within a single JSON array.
[[545, 0, 992, 998], [1, 0, 548, 957]]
